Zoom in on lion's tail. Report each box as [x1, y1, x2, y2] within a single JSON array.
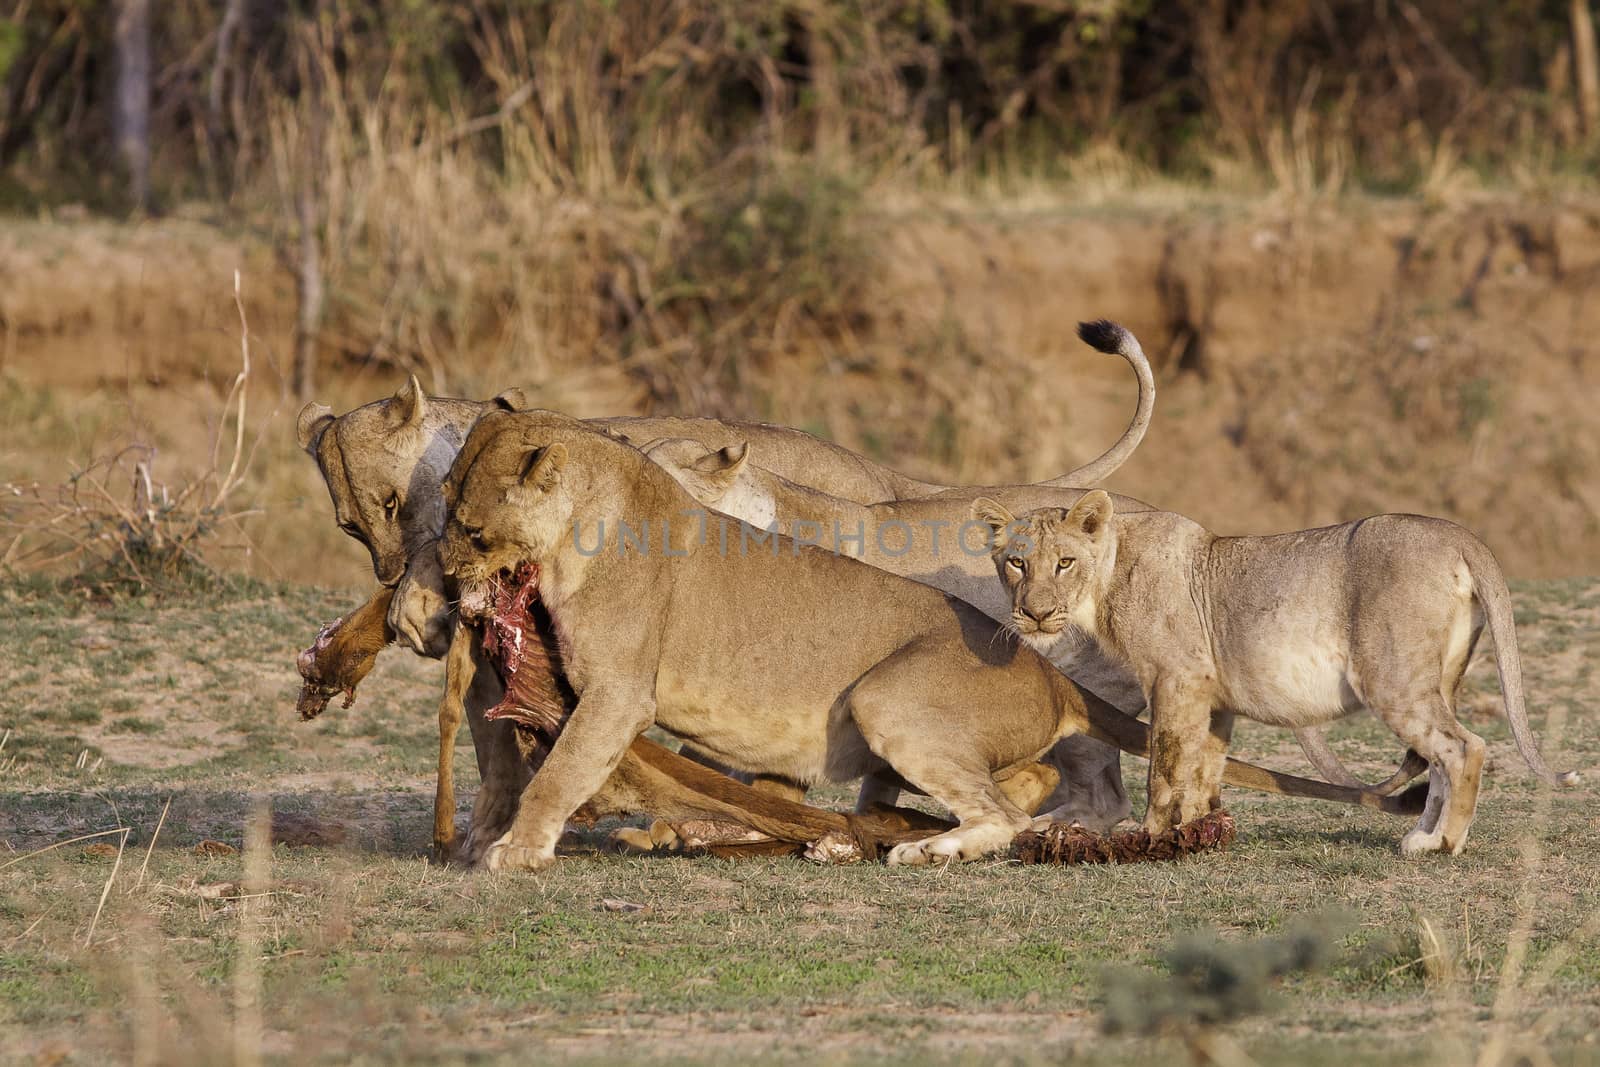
[[1072, 688, 1427, 816], [1035, 320, 1155, 489], [1462, 535, 1581, 787]]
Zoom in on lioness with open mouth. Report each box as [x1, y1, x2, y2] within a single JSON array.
[[435, 409, 1422, 871], [973, 491, 1580, 855]]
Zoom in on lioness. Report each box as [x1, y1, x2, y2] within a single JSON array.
[[297, 334, 1153, 585], [632, 324, 1385, 828], [974, 491, 1580, 855], [434, 409, 1422, 870], [299, 338, 1152, 855]]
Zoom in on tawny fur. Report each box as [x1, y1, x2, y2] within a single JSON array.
[[298, 352, 1153, 859], [434, 411, 1422, 872], [422, 565, 1039, 861], [637, 394, 1398, 825], [976, 491, 1578, 856]]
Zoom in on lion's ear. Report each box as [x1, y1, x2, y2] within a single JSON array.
[[296, 402, 335, 454], [492, 387, 530, 412], [520, 442, 568, 491], [971, 497, 1015, 545], [1065, 489, 1114, 539], [690, 442, 749, 489], [388, 374, 427, 431]]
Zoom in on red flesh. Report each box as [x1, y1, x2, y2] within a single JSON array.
[[481, 562, 570, 737]]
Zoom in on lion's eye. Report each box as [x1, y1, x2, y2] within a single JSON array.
[[1057, 558, 1075, 573], [338, 521, 366, 544], [1005, 556, 1024, 572], [384, 494, 400, 518]]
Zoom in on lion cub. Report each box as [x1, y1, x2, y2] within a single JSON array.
[[973, 491, 1577, 856]]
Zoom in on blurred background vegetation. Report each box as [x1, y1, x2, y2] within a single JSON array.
[[11, 1, 1600, 212], [3, 1, 1599, 584]]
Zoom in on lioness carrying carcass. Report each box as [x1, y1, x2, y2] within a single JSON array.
[[298, 339, 1155, 856], [296, 335, 1153, 586], [974, 491, 1580, 855], [434, 409, 1423, 870]]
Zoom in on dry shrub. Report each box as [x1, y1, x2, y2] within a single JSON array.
[[621, 164, 872, 414], [240, 3, 894, 409], [0, 275, 276, 592]]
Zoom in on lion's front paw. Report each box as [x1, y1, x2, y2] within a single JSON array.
[[886, 824, 1016, 867], [481, 833, 556, 872], [1400, 826, 1469, 856], [885, 839, 944, 867]]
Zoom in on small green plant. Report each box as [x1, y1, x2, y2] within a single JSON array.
[[107, 717, 161, 735], [1102, 916, 1348, 1064]]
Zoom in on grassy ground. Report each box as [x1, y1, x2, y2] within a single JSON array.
[[1, 576, 1598, 1066]]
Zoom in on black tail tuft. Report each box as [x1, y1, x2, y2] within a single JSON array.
[[1077, 318, 1130, 355]]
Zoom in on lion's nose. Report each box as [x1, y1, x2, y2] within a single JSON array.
[[1020, 605, 1050, 625]]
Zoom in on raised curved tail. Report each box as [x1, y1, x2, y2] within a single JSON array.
[[1463, 537, 1581, 787], [1038, 319, 1155, 489]]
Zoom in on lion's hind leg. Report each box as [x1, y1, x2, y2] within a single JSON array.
[[1369, 689, 1486, 856], [850, 718, 1033, 867], [843, 660, 1045, 866], [881, 761, 1031, 867], [1358, 580, 1488, 855], [997, 761, 1061, 816]]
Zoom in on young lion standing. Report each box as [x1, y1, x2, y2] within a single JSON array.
[[974, 491, 1578, 856]]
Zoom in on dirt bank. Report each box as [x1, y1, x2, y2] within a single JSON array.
[[3, 194, 1597, 584]]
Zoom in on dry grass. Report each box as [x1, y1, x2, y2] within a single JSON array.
[[6, 9, 1600, 585]]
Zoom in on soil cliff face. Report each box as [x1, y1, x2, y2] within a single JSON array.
[[4, 197, 1597, 583], [861, 198, 1600, 577]]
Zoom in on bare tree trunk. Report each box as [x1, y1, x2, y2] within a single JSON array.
[[207, 0, 247, 179], [291, 176, 324, 401], [113, 0, 151, 212], [290, 15, 326, 402], [1575, 0, 1600, 140]]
